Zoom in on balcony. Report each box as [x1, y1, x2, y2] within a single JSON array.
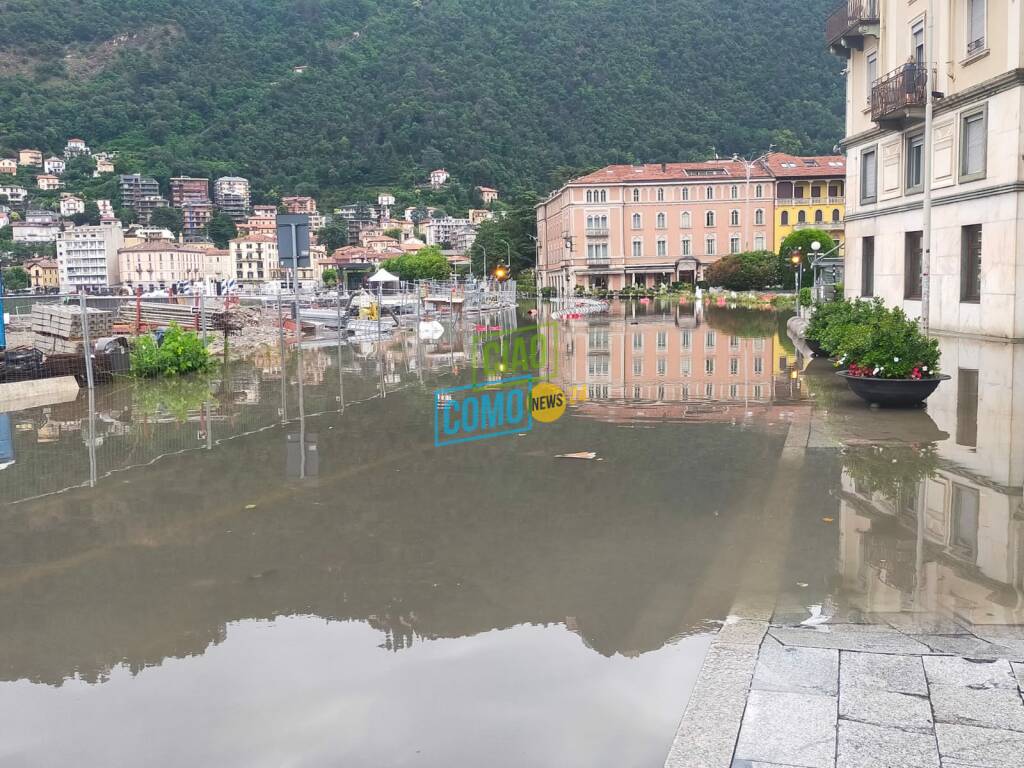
[[586, 256, 611, 266], [871, 64, 927, 128], [585, 228, 610, 238], [826, 0, 880, 53], [795, 219, 844, 232]]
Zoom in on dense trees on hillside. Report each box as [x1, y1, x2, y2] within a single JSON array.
[[0, 0, 843, 204]]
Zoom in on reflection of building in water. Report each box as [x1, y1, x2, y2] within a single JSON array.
[[838, 336, 1024, 625]]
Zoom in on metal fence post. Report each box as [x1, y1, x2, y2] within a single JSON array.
[[200, 287, 207, 345], [79, 292, 94, 390], [278, 291, 287, 423]]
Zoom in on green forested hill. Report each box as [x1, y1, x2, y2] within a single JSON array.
[[0, 0, 843, 205]]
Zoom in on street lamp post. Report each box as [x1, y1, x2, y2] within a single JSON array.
[[499, 239, 512, 268], [790, 247, 803, 315]]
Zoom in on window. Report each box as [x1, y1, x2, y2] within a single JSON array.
[[754, 357, 764, 375], [706, 330, 716, 348], [588, 356, 610, 377], [681, 385, 690, 400], [705, 211, 715, 227], [729, 358, 739, 375], [600, 189, 607, 202], [633, 189, 640, 202], [961, 224, 982, 303], [912, 20, 926, 65], [906, 133, 925, 192], [657, 239, 667, 257], [656, 212, 666, 229], [730, 185, 739, 199], [797, 210, 806, 224], [730, 236, 740, 254], [681, 238, 691, 256], [656, 331, 667, 350], [730, 335, 740, 350], [681, 358, 692, 376], [866, 51, 878, 103], [633, 358, 643, 376], [632, 213, 642, 229], [753, 384, 763, 399], [754, 234, 765, 250], [814, 209, 824, 224], [705, 237, 716, 255], [967, 0, 986, 56], [780, 211, 789, 226], [905, 231, 923, 299], [681, 212, 692, 228], [681, 330, 691, 349], [586, 190, 593, 203], [730, 209, 740, 226], [705, 383, 714, 398], [632, 239, 642, 258], [681, 187, 690, 201], [862, 237, 875, 297], [705, 186, 714, 200], [861, 147, 878, 203], [588, 327, 609, 350], [657, 358, 667, 376], [832, 209, 841, 223], [951, 484, 980, 558], [956, 368, 979, 447], [657, 187, 665, 202], [960, 108, 987, 180], [633, 332, 643, 351], [705, 358, 715, 374], [755, 184, 763, 198], [755, 209, 765, 226]]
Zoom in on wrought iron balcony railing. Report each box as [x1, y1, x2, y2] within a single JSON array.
[[871, 64, 927, 126], [826, 0, 880, 49]]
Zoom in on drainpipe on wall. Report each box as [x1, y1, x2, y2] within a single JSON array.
[[921, 0, 935, 333]]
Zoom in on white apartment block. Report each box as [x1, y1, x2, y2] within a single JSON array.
[[833, 0, 1024, 339], [423, 217, 473, 247], [60, 195, 85, 218], [214, 176, 252, 222], [230, 235, 279, 285], [56, 221, 125, 291]]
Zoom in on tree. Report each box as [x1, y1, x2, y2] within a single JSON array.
[[469, 195, 538, 277], [150, 206, 183, 235], [2, 266, 30, 291], [705, 251, 783, 291], [116, 207, 137, 227], [206, 212, 238, 249], [321, 268, 339, 287], [383, 227, 403, 241], [316, 220, 348, 252], [384, 246, 451, 281], [71, 201, 101, 226], [779, 229, 837, 289]]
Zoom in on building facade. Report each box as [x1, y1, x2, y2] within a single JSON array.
[[0, 185, 28, 204], [119, 242, 207, 291], [0, 159, 18, 175], [214, 177, 251, 222], [170, 177, 210, 207], [230, 235, 278, 285], [60, 195, 85, 218], [536, 161, 775, 291], [64, 139, 90, 158], [181, 201, 214, 241], [832, 0, 1024, 339], [44, 157, 65, 175], [12, 210, 60, 242], [119, 174, 166, 225], [18, 149, 42, 167], [24, 258, 59, 290], [56, 221, 125, 291], [765, 153, 847, 251], [36, 174, 62, 191]]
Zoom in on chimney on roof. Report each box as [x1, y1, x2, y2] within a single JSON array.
[[660, 163, 667, 173]]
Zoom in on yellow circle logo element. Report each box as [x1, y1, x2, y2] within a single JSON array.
[[531, 382, 568, 424]]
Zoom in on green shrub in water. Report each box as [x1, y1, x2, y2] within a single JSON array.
[[130, 323, 214, 377]]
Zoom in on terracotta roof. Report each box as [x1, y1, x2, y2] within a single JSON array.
[[25, 258, 58, 269], [230, 234, 277, 244], [763, 152, 846, 179], [119, 242, 204, 254], [571, 160, 772, 184]]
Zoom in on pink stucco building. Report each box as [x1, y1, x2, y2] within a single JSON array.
[[536, 161, 775, 291]]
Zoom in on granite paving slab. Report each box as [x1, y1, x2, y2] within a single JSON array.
[[752, 636, 839, 696], [839, 651, 927, 695], [770, 625, 932, 654], [970, 626, 1024, 660], [1012, 662, 1023, 689], [718, 618, 771, 646], [922, 657, 1019, 690], [878, 613, 970, 636], [929, 685, 1024, 732], [838, 686, 933, 733], [664, 642, 760, 768], [908, 634, 1018, 658], [935, 723, 1024, 767], [836, 720, 939, 768], [734, 690, 837, 768]]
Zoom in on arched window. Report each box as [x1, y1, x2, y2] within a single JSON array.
[[586, 190, 593, 203], [656, 212, 666, 229], [632, 189, 640, 203], [705, 186, 714, 200], [657, 188, 665, 202], [599, 189, 607, 203], [586, 215, 594, 228], [781, 211, 790, 226], [832, 208, 841, 223], [814, 209, 823, 224], [730, 209, 740, 226], [681, 211, 691, 228], [705, 211, 715, 227], [730, 185, 739, 200], [755, 184, 763, 198], [798, 210, 807, 224], [681, 187, 690, 201], [755, 209, 765, 226], [632, 213, 642, 229]]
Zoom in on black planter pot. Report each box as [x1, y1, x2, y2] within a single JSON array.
[[805, 338, 827, 357], [837, 371, 950, 408]]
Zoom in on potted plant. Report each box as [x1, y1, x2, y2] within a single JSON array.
[[832, 304, 948, 407], [805, 297, 879, 357]]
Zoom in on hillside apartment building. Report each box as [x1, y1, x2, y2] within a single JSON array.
[[56, 221, 125, 292], [832, 0, 1024, 339]]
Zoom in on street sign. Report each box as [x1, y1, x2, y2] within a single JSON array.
[[277, 214, 311, 269]]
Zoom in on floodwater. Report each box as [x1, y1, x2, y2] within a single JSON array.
[[0, 299, 1020, 767]]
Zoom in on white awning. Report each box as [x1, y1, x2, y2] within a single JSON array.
[[368, 268, 400, 283]]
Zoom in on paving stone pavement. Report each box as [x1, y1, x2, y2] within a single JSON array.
[[665, 612, 1024, 768]]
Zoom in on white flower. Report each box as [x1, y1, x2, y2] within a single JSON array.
[[923, 366, 929, 372], [893, 357, 900, 363], [873, 367, 881, 375]]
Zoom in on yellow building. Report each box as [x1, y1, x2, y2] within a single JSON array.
[[766, 153, 846, 254], [24, 258, 60, 290]]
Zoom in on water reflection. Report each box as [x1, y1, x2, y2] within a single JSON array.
[[0, 303, 1021, 765]]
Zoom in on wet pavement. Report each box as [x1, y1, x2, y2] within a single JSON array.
[[0, 299, 1021, 767]]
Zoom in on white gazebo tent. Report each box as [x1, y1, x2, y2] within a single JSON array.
[[368, 267, 400, 284]]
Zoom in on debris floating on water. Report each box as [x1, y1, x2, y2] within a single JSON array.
[[556, 452, 598, 460]]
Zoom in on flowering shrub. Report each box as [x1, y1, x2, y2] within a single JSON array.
[[806, 298, 885, 355], [833, 304, 940, 380]]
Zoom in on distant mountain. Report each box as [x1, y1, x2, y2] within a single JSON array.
[[0, 0, 844, 205]]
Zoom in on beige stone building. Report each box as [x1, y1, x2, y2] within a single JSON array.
[[24, 258, 59, 290], [119, 242, 207, 291], [832, 0, 1024, 338], [230, 234, 278, 286]]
